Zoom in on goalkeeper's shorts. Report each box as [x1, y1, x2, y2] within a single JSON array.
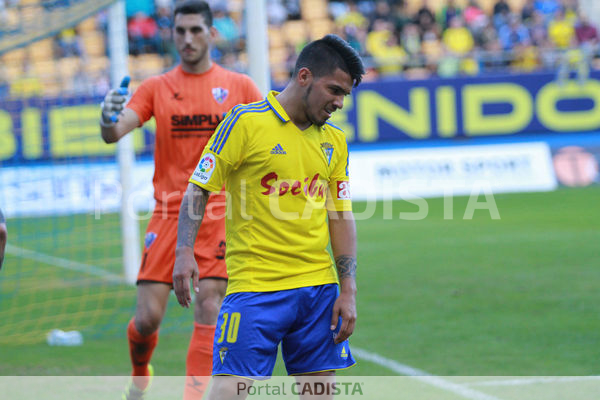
[[211, 284, 356, 378], [137, 211, 227, 285]]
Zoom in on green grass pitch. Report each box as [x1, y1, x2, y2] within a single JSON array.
[[0, 187, 599, 377]]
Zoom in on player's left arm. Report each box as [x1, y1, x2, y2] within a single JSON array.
[[0, 208, 7, 271], [328, 210, 357, 344]]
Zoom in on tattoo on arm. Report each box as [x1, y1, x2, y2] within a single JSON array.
[[335, 255, 357, 279], [177, 186, 208, 248]]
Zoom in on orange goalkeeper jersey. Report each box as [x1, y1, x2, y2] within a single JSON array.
[[127, 64, 262, 217]]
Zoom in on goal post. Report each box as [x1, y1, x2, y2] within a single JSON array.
[[246, 0, 271, 96], [107, 0, 140, 285]]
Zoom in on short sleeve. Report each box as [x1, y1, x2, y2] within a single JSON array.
[[326, 137, 352, 212], [189, 107, 247, 192], [126, 77, 157, 125]]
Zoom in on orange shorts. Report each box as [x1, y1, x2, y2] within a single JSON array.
[[137, 203, 227, 284]]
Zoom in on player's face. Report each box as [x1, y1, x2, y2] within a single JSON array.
[[301, 68, 353, 127], [173, 13, 215, 66]]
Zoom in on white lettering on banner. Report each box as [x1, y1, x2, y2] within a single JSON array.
[[348, 142, 557, 201], [337, 181, 351, 200]]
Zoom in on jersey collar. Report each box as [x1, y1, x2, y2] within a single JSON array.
[[266, 91, 290, 123]]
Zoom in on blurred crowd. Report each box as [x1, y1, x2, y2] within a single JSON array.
[[330, 0, 599, 80], [1, 0, 599, 98], [116, 0, 599, 82]]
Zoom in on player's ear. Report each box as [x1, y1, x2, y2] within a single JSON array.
[[209, 26, 219, 40], [297, 67, 312, 87]]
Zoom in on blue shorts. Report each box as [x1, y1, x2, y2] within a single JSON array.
[[212, 284, 356, 378]]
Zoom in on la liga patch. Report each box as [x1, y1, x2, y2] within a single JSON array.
[[193, 153, 216, 184]]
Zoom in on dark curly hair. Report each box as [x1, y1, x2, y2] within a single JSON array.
[[293, 34, 365, 87]]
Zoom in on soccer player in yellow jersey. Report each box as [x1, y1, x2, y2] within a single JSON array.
[[174, 34, 364, 399]]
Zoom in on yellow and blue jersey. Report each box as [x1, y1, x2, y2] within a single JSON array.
[[190, 91, 352, 295]]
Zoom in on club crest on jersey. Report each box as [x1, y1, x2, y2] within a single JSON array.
[[145, 232, 157, 249], [212, 87, 229, 104], [192, 153, 216, 184], [321, 142, 334, 165], [219, 347, 228, 364]]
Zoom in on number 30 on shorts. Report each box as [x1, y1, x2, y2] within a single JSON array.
[[217, 312, 241, 344]]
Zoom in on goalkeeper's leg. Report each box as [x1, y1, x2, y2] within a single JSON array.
[[127, 282, 171, 391], [183, 278, 227, 400]]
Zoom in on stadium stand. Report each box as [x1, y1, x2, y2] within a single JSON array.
[[0, 0, 598, 96]]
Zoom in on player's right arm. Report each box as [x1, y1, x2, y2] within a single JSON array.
[[0, 208, 7, 271], [100, 108, 140, 143], [99, 77, 142, 143], [173, 183, 210, 308]]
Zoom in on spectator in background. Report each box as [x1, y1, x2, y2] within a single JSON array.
[[366, 18, 406, 76], [336, 1, 369, 32], [476, 17, 506, 71], [128, 11, 159, 55], [126, 0, 154, 19], [283, 0, 301, 20], [212, 4, 241, 53], [575, 13, 599, 48], [438, 0, 462, 30], [547, 8, 579, 83], [267, 0, 288, 26], [493, 0, 511, 29], [338, 22, 368, 56], [421, 27, 444, 73], [443, 16, 477, 75], [370, 0, 393, 26], [55, 28, 84, 58], [562, 0, 579, 23], [548, 7, 575, 50], [463, 0, 485, 29], [401, 23, 422, 59], [442, 16, 474, 56], [392, 1, 413, 36], [521, 0, 536, 23], [574, 13, 598, 83], [156, 6, 175, 59], [335, 1, 369, 56], [529, 11, 548, 47], [415, 0, 437, 38], [534, 0, 560, 25], [498, 13, 531, 51]]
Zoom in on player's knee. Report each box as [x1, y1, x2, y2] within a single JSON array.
[[135, 311, 162, 335], [195, 295, 221, 323]]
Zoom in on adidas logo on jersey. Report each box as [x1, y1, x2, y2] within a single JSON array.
[[270, 144, 287, 155]]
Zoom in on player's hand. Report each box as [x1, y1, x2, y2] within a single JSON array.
[[330, 290, 357, 344], [173, 248, 199, 308], [100, 76, 130, 125]]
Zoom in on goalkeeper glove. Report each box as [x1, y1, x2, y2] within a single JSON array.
[[100, 76, 130, 126]]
